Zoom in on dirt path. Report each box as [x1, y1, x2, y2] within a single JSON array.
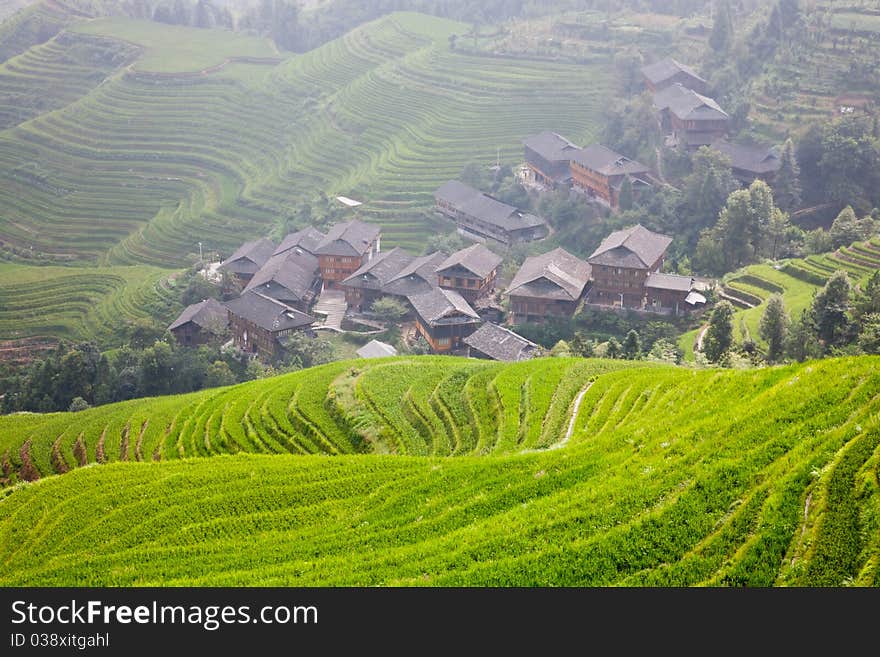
[[696, 324, 709, 353], [547, 381, 594, 451]]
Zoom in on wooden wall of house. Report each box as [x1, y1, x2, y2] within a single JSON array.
[[509, 296, 577, 324], [415, 317, 479, 352], [571, 161, 613, 205]]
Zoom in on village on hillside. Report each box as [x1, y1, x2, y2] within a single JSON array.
[[167, 55, 794, 365], [167, 56, 757, 365]]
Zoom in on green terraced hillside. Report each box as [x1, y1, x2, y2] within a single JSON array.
[[0, 262, 181, 347], [0, 354, 878, 586], [679, 235, 880, 359], [0, 12, 611, 265]]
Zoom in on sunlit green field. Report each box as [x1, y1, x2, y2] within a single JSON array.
[[1, 355, 878, 586]]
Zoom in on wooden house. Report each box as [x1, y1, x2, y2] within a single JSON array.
[[522, 131, 581, 188], [587, 224, 672, 308], [463, 322, 541, 362], [570, 144, 653, 210], [435, 243, 503, 304], [709, 138, 781, 185], [273, 226, 326, 258], [380, 251, 447, 301], [340, 247, 415, 311], [641, 57, 707, 94], [505, 247, 591, 324], [433, 180, 548, 246], [168, 298, 228, 347], [653, 83, 729, 150], [217, 237, 276, 286], [645, 273, 703, 315], [225, 290, 315, 361], [243, 247, 321, 313], [408, 287, 481, 353], [314, 219, 381, 288]]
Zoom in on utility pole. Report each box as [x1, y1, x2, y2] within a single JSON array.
[[198, 241, 203, 262]]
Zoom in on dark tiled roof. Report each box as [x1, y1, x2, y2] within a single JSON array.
[[435, 180, 481, 206], [522, 131, 582, 162], [244, 249, 319, 302], [224, 291, 315, 332], [273, 226, 326, 257], [341, 247, 413, 290], [506, 247, 591, 301], [571, 144, 651, 177], [435, 180, 547, 232], [436, 243, 503, 279], [382, 251, 446, 297], [218, 238, 276, 275], [710, 139, 781, 175], [645, 272, 694, 292], [463, 322, 540, 362], [588, 224, 673, 269], [356, 339, 398, 358], [653, 83, 728, 121], [408, 288, 480, 324], [314, 219, 381, 257], [168, 298, 228, 332], [641, 57, 706, 86]]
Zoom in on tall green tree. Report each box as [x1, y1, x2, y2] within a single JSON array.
[[759, 294, 790, 363], [810, 271, 853, 350], [786, 309, 821, 362], [709, 0, 733, 52], [622, 329, 641, 360], [702, 300, 735, 364], [773, 138, 802, 212]]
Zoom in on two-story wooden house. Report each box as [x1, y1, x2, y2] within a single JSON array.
[[522, 131, 581, 188], [709, 138, 781, 185], [168, 298, 229, 347], [217, 237, 276, 287], [225, 290, 315, 361], [340, 247, 415, 311], [587, 224, 673, 308], [435, 243, 503, 304], [243, 247, 321, 313], [653, 83, 729, 150], [434, 180, 548, 246], [641, 57, 707, 94], [505, 247, 591, 324], [408, 287, 481, 353], [570, 144, 653, 210], [313, 219, 381, 288]]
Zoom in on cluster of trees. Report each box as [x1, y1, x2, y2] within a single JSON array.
[[0, 329, 341, 415], [700, 269, 880, 366], [693, 178, 793, 275], [556, 328, 683, 364]]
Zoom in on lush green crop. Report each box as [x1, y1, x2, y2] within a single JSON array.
[[1, 355, 878, 586]]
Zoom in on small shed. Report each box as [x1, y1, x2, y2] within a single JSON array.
[[356, 340, 398, 359]]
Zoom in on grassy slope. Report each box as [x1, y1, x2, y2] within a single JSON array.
[[0, 354, 878, 586]]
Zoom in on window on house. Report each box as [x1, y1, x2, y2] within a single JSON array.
[[438, 338, 450, 346]]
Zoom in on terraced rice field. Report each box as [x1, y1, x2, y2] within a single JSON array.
[[0, 262, 181, 346], [0, 354, 878, 586], [680, 236, 880, 359], [748, 1, 880, 139], [0, 12, 610, 266]]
